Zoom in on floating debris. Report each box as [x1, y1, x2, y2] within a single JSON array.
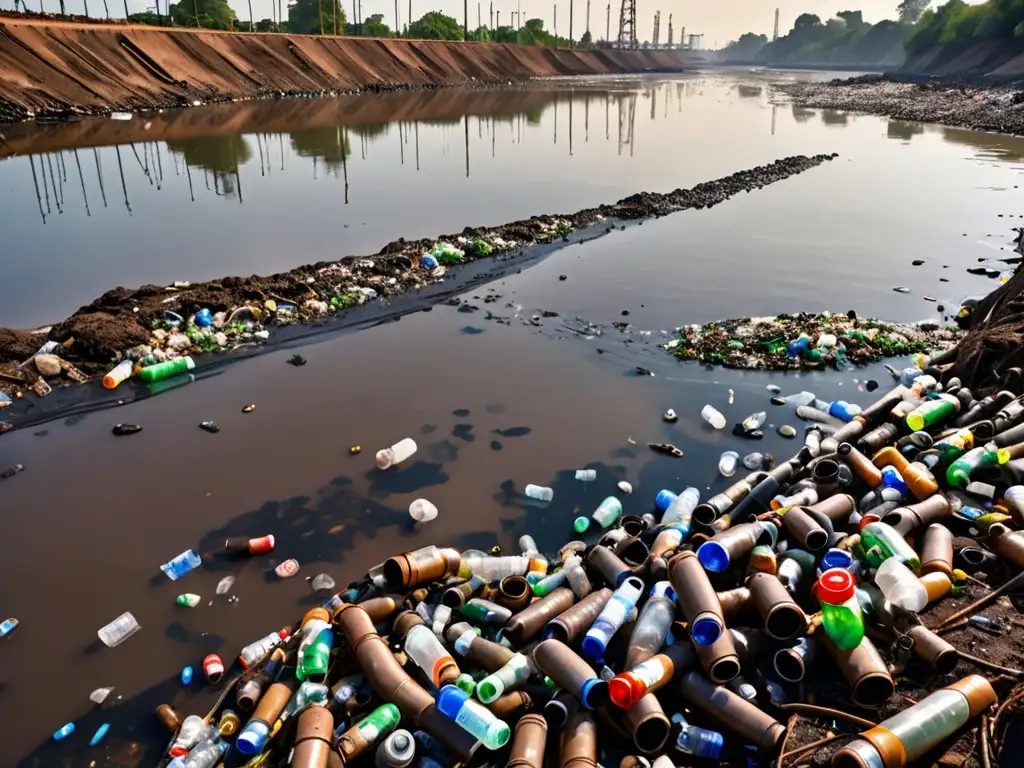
[[778, 425, 797, 438], [199, 421, 220, 433], [663, 408, 678, 423], [648, 442, 684, 457], [112, 424, 142, 436], [242, 404, 257, 414]]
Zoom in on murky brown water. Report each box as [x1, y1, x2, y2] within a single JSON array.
[[0, 71, 1023, 766]]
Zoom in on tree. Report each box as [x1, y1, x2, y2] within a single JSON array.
[[360, 13, 393, 36], [578, 29, 593, 47], [469, 25, 492, 40], [898, 0, 931, 24], [169, 0, 237, 29], [836, 10, 865, 28], [407, 11, 463, 39], [722, 31, 768, 58], [128, 10, 170, 24], [287, 0, 346, 34], [255, 17, 275, 30], [793, 13, 822, 29], [514, 26, 535, 43]]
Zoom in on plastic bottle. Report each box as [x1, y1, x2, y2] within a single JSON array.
[[582, 576, 644, 659], [53, 723, 75, 742], [139, 356, 196, 383], [741, 411, 768, 431], [575, 469, 597, 482], [655, 489, 678, 512], [102, 359, 134, 389], [662, 487, 699, 528], [0, 618, 19, 637], [409, 499, 438, 522], [718, 451, 739, 477], [405, 624, 460, 687], [179, 734, 227, 768], [628, 582, 676, 663], [675, 718, 725, 759], [592, 496, 623, 529], [860, 521, 920, 570], [701, 405, 727, 430], [436, 685, 510, 749], [282, 681, 329, 721], [563, 554, 593, 598], [816, 568, 864, 651], [532, 570, 566, 596], [524, 485, 554, 502], [97, 612, 141, 647], [947, 446, 990, 488], [933, 428, 975, 463], [170, 715, 211, 756], [376, 729, 416, 768], [343, 703, 402, 755], [476, 653, 532, 702], [905, 394, 960, 432], [874, 559, 928, 612], [297, 609, 333, 682], [460, 555, 529, 582], [239, 628, 289, 669], [161, 549, 202, 580], [880, 466, 908, 495], [376, 438, 418, 469]]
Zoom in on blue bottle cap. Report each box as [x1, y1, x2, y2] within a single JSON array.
[[53, 722, 75, 741], [580, 633, 606, 660], [89, 723, 110, 747], [181, 665, 194, 685], [696, 541, 730, 573], [655, 490, 678, 512], [579, 678, 609, 709], [690, 616, 723, 647], [650, 581, 676, 601], [436, 684, 468, 719], [236, 720, 271, 756], [820, 548, 853, 571]]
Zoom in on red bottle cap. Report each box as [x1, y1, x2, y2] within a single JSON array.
[[248, 535, 275, 554], [858, 514, 881, 532], [203, 654, 225, 684], [278, 627, 290, 640], [608, 673, 643, 709], [817, 568, 855, 605]]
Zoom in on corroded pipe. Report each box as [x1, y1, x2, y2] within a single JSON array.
[[533, 639, 609, 710], [678, 670, 785, 758], [781, 506, 830, 552], [987, 524, 1024, 570], [489, 691, 532, 719], [716, 586, 753, 620], [446, 621, 515, 672], [821, 634, 895, 708], [383, 546, 460, 590], [506, 713, 547, 768], [503, 587, 575, 648], [496, 576, 533, 612], [560, 712, 598, 768], [291, 706, 337, 768], [905, 625, 958, 675], [358, 595, 403, 623], [838, 443, 883, 488], [668, 551, 725, 647], [881, 496, 951, 537], [692, 629, 740, 683], [693, 472, 763, 525], [920, 524, 954, 577], [588, 546, 632, 588], [748, 573, 806, 641], [623, 694, 671, 755], [545, 588, 613, 645]]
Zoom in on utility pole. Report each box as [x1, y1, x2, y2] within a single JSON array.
[[517, 0, 520, 28], [395, 0, 399, 36], [553, 4, 556, 44], [333, 0, 337, 35], [605, 3, 609, 42], [652, 10, 659, 47], [585, 0, 589, 34], [569, 0, 572, 47], [464, 0, 467, 40], [489, 1, 493, 31], [477, 2, 480, 30], [667, 13, 672, 47], [773, 7, 779, 42]]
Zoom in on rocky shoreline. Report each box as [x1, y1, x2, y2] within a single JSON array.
[[0, 154, 837, 421], [778, 74, 1024, 135]]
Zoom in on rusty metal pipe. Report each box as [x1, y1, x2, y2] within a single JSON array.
[[292, 706, 337, 768], [357, 595, 403, 622], [748, 572, 807, 640], [560, 712, 598, 768], [881, 496, 951, 537], [781, 506, 830, 552], [489, 691, 532, 719], [383, 546, 460, 590], [679, 670, 786, 757], [623, 693, 671, 755], [692, 628, 740, 683], [821, 634, 895, 708], [668, 551, 725, 647], [445, 621, 515, 672], [588, 545, 632, 588], [838, 443, 883, 487], [905, 625, 959, 675], [533, 639, 609, 709], [921, 524, 954, 577], [506, 713, 547, 768], [496, 576, 532, 612], [502, 587, 575, 648], [716, 586, 753, 620]]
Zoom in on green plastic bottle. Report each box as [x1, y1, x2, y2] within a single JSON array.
[[816, 568, 864, 651], [946, 445, 1008, 487], [139, 356, 196, 383], [905, 394, 959, 432], [932, 428, 974, 463], [859, 521, 920, 570], [296, 610, 333, 682], [351, 703, 401, 747]]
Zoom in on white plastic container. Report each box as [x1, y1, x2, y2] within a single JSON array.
[[718, 451, 739, 478], [524, 484, 554, 502], [97, 612, 141, 647], [103, 359, 134, 390], [409, 499, 438, 522], [376, 438, 418, 470], [701, 405, 726, 430], [575, 469, 597, 482], [875, 558, 928, 612]]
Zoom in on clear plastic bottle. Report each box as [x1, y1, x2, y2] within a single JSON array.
[[860, 521, 920, 570], [524, 485, 554, 502], [629, 582, 676, 661], [436, 685, 510, 750], [238, 628, 289, 669], [0, 618, 17, 637], [816, 568, 864, 651], [376, 438, 418, 470], [718, 451, 739, 477], [676, 720, 725, 759], [574, 469, 597, 482], [376, 729, 416, 768], [701, 405, 727, 430], [460, 555, 529, 582], [519, 535, 548, 574], [874, 559, 927, 612], [97, 612, 141, 648], [405, 624, 459, 687], [161, 549, 202, 580], [170, 716, 211, 757], [662, 487, 700, 526], [432, 604, 452, 636], [783, 391, 817, 406], [562, 554, 593, 598], [476, 653, 532, 702], [409, 499, 438, 522], [592, 496, 623, 529], [582, 576, 644, 659], [282, 681, 329, 721]]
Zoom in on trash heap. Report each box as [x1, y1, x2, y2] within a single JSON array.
[[665, 312, 960, 371], [49, 363, 1024, 768]]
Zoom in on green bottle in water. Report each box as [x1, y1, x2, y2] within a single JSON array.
[[859, 521, 920, 570], [139, 356, 195, 383], [816, 568, 864, 651], [904, 394, 959, 432]]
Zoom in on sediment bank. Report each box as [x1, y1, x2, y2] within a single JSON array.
[[779, 75, 1024, 135], [0, 18, 695, 123], [0, 153, 837, 426]]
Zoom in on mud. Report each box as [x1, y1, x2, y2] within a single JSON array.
[[0, 17, 697, 124], [0, 153, 838, 394], [779, 75, 1024, 136]]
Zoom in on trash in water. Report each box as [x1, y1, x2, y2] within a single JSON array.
[[110, 112, 132, 120], [648, 442, 684, 457], [161, 549, 202, 580], [575, 469, 597, 482], [701, 405, 726, 429], [617, 481, 633, 494], [524, 484, 554, 501], [176, 594, 201, 608], [349, 445, 363, 455], [893, 286, 911, 293], [310, 573, 337, 592], [409, 499, 439, 522], [0, 617, 19, 637], [635, 367, 654, 376], [741, 411, 767, 431], [663, 408, 678, 423], [52, 723, 75, 741], [275, 559, 300, 578], [215, 576, 235, 595], [89, 723, 110, 746], [89, 687, 115, 705], [199, 420, 220, 433], [287, 354, 307, 367], [0, 464, 25, 480], [97, 612, 140, 648], [242, 404, 257, 413], [778, 425, 797, 438], [112, 424, 142, 436], [181, 666, 194, 685], [718, 450, 739, 477], [376, 437, 417, 469]]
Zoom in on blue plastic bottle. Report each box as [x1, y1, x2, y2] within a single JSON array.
[[161, 550, 202, 580], [676, 719, 724, 759], [582, 576, 644, 659]]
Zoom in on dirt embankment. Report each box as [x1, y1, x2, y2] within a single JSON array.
[[779, 76, 1024, 135], [0, 18, 692, 123], [902, 39, 1024, 82]]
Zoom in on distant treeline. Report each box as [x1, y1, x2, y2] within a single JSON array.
[[907, 0, 1024, 53]]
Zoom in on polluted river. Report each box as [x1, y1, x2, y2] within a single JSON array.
[[0, 70, 1023, 768]]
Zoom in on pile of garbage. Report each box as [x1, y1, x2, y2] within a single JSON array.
[[28, 361, 1024, 767], [665, 312, 961, 370]]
